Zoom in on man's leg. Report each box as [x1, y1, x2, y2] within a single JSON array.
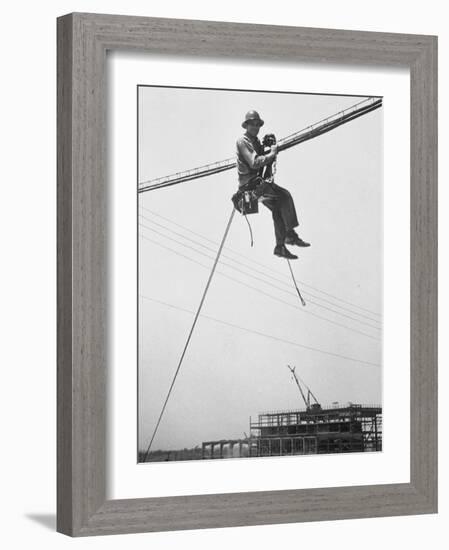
[[271, 183, 311, 247], [261, 198, 285, 244], [271, 183, 299, 233], [262, 198, 298, 259], [272, 207, 287, 246]]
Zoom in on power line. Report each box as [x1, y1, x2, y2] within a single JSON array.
[[140, 294, 381, 368], [139, 204, 382, 319], [139, 222, 381, 332], [139, 233, 380, 341], [138, 210, 381, 325], [139, 230, 380, 340], [140, 219, 380, 330]]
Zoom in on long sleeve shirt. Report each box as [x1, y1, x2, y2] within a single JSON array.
[[235, 132, 272, 188]]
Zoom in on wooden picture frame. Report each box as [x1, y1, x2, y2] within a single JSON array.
[[57, 12, 438, 536]]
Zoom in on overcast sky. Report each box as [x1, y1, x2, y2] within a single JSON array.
[[137, 85, 383, 453]]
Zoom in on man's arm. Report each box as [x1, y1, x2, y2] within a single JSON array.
[[237, 137, 277, 169]]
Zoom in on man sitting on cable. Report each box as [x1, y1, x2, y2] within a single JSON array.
[[235, 110, 310, 259]]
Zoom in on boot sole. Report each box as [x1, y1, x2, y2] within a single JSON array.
[[274, 253, 298, 260], [285, 241, 311, 247]]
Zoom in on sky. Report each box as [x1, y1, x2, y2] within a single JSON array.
[[137, 85, 383, 453]]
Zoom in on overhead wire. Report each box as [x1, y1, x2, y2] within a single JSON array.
[[139, 211, 381, 324], [139, 233, 381, 341], [140, 294, 381, 368], [139, 221, 381, 332], [139, 204, 382, 319]]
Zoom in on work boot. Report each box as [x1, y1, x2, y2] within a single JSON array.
[[274, 245, 298, 260], [285, 234, 311, 247]]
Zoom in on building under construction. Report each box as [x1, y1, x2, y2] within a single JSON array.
[[201, 367, 382, 459], [201, 402, 382, 459]]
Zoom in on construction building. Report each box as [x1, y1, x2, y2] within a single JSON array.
[[201, 402, 382, 459], [201, 366, 381, 459], [251, 402, 381, 455]]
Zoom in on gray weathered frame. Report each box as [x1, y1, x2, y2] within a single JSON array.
[[57, 12, 438, 537]]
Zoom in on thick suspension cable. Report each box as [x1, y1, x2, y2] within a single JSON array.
[[138, 97, 382, 193]]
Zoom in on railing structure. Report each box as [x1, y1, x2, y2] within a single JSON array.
[[138, 97, 382, 193]]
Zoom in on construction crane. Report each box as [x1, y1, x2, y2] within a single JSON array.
[[287, 365, 321, 411]]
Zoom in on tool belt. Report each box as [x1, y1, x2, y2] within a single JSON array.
[[232, 180, 260, 215], [231, 176, 278, 215]]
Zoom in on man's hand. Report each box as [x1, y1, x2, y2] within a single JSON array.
[[263, 144, 278, 165]]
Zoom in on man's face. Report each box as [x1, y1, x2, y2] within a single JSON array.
[[246, 121, 261, 137]]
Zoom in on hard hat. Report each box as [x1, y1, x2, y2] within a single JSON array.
[[241, 110, 264, 128]]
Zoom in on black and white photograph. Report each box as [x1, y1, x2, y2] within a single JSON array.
[[1, 0, 441, 544], [137, 85, 383, 463]]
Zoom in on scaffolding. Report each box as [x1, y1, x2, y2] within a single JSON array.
[[250, 403, 382, 457], [201, 403, 382, 459]]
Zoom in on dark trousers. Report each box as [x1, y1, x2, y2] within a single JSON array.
[[260, 182, 299, 245]]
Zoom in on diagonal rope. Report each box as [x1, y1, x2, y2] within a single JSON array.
[[143, 207, 236, 461], [287, 259, 306, 307], [242, 212, 254, 247]]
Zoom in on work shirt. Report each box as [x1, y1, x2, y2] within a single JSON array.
[[236, 132, 272, 188]]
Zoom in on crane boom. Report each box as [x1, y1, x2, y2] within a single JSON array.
[[287, 365, 309, 409], [287, 365, 321, 410], [297, 374, 320, 406]]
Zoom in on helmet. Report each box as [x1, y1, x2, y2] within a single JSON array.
[[241, 110, 264, 128]]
